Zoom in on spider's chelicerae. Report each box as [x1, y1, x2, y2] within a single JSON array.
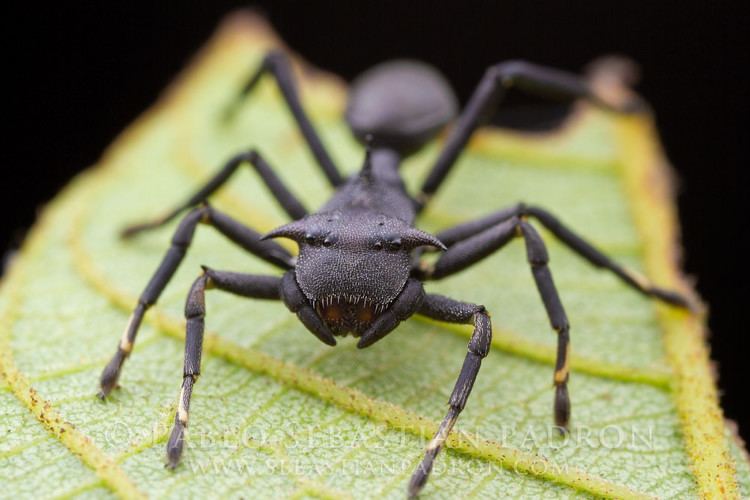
[[98, 50, 691, 497]]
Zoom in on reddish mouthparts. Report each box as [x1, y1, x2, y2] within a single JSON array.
[[314, 294, 387, 336]]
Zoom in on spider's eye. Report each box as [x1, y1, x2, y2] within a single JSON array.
[[323, 233, 338, 247], [373, 240, 383, 250], [386, 237, 402, 251], [304, 232, 323, 245]]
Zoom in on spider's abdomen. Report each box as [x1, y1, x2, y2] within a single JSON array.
[[346, 60, 458, 155]]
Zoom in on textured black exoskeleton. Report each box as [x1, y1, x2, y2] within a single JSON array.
[[98, 51, 691, 497]]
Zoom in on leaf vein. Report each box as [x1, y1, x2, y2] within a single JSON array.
[[65, 189, 654, 499], [0, 217, 145, 499]]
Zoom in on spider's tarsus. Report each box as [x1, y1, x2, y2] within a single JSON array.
[[98, 353, 124, 399], [554, 384, 571, 429], [120, 222, 149, 240], [166, 423, 185, 470], [120, 216, 171, 239], [650, 287, 697, 312], [96, 383, 118, 400], [407, 459, 433, 499]]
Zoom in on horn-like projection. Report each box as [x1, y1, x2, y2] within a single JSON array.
[[401, 227, 447, 250], [261, 219, 309, 241]]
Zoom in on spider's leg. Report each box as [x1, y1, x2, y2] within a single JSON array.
[[430, 203, 692, 308], [524, 205, 692, 308], [356, 279, 424, 348], [421, 216, 572, 427], [279, 271, 337, 346], [223, 50, 343, 187], [98, 205, 293, 399], [166, 268, 281, 468], [435, 203, 522, 247], [416, 60, 642, 208], [407, 294, 491, 498], [122, 149, 307, 238]]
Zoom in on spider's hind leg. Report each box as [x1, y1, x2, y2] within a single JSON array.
[[416, 60, 643, 208], [223, 50, 343, 187]]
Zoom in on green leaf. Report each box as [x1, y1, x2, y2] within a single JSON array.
[[1, 12, 748, 499]]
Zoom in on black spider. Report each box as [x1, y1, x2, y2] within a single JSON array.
[[97, 50, 690, 497]]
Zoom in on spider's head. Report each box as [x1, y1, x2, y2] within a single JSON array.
[[264, 213, 444, 335]]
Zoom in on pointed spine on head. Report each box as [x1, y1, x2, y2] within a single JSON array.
[[401, 227, 447, 251], [261, 219, 309, 241]]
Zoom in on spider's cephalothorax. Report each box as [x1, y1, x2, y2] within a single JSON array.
[[267, 211, 443, 336], [98, 48, 691, 498], [265, 152, 444, 338]]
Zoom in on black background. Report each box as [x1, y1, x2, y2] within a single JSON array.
[[8, 3, 748, 439]]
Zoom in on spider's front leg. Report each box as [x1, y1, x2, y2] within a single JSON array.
[[408, 294, 492, 498], [98, 205, 293, 399], [166, 268, 282, 467], [421, 216, 573, 428]]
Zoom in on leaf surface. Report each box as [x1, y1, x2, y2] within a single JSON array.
[[1, 13, 748, 500]]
